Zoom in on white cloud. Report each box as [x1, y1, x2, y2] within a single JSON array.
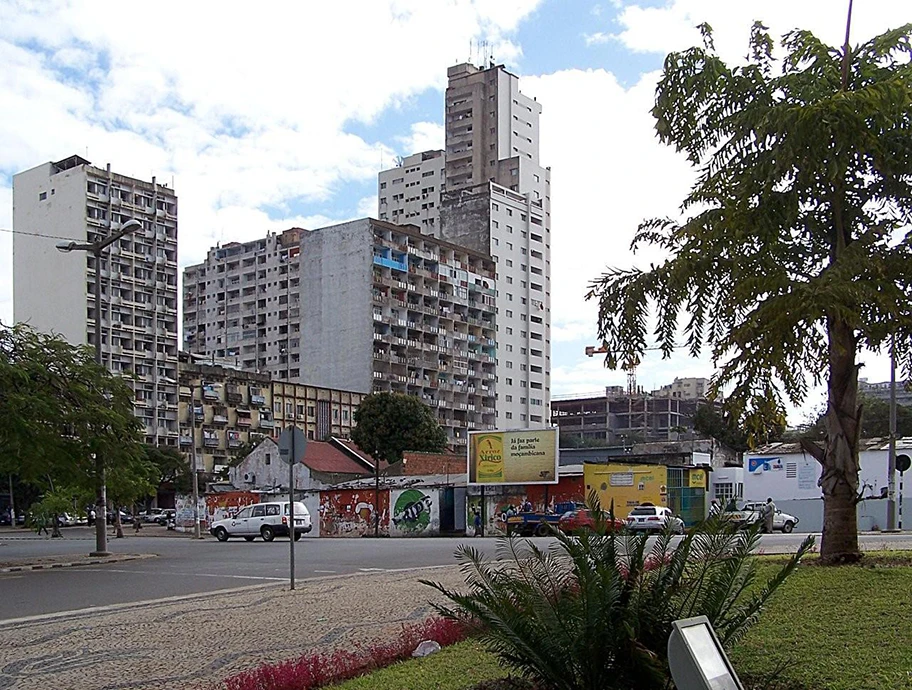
[[0, 0, 543, 324], [397, 122, 445, 156]]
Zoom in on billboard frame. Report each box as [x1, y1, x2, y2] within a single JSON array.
[[467, 427, 560, 487]]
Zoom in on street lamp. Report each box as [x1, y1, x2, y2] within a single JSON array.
[[57, 218, 143, 556]]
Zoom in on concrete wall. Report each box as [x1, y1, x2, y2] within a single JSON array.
[[300, 220, 373, 392], [229, 438, 312, 492], [13, 163, 88, 342], [767, 497, 912, 533]]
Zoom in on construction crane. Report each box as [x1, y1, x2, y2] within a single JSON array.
[[585, 345, 639, 395]]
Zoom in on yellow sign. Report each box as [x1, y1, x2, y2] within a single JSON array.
[[689, 469, 707, 489], [584, 463, 669, 519], [468, 428, 559, 485]]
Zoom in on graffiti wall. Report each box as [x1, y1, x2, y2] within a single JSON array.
[[319, 489, 390, 537], [204, 491, 260, 527], [389, 488, 439, 536], [174, 493, 208, 532]]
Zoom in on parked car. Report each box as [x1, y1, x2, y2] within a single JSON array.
[[153, 509, 176, 526], [729, 503, 800, 533], [106, 509, 132, 525], [210, 501, 312, 542], [140, 508, 165, 523], [558, 509, 626, 535], [626, 504, 685, 534], [56, 513, 78, 527]]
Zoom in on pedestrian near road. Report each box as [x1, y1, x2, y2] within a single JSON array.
[[473, 510, 482, 537], [726, 497, 737, 511], [760, 497, 776, 534]]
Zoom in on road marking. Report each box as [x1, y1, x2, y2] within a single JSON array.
[[80, 567, 285, 581], [312, 569, 337, 574], [0, 581, 286, 626]]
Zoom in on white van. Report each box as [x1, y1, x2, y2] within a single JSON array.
[[210, 501, 312, 542]]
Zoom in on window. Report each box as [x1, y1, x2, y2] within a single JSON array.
[[252, 505, 266, 518], [39, 191, 47, 201], [266, 504, 280, 516]]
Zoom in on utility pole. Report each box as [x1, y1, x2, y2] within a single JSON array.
[[191, 378, 202, 539], [887, 338, 898, 531]]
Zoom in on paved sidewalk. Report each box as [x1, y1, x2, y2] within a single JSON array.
[[0, 565, 468, 690]]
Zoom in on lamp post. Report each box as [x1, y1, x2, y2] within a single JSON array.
[[57, 218, 143, 556]]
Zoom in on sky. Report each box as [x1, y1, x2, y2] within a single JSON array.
[[1, 0, 908, 424]]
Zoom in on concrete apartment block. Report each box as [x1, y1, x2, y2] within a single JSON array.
[[378, 150, 445, 231], [183, 228, 304, 379], [184, 218, 497, 449], [301, 218, 497, 448], [13, 154, 180, 447], [379, 62, 552, 430]]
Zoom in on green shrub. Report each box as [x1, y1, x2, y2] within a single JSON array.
[[422, 498, 813, 690]]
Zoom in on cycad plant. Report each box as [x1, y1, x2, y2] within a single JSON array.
[[421, 495, 813, 690]]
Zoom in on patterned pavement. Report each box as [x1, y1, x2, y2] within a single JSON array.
[[0, 565, 467, 690]]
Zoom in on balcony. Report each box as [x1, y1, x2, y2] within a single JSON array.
[[236, 414, 252, 427], [179, 435, 193, 446], [259, 417, 275, 430]]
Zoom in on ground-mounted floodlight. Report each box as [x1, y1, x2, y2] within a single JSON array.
[[668, 616, 744, 690]]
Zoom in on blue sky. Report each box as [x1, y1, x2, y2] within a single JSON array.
[[0, 0, 907, 422]]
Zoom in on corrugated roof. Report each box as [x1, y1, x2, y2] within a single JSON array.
[[750, 437, 912, 455]]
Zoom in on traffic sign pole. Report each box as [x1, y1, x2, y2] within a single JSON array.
[[278, 426, 307, 591]]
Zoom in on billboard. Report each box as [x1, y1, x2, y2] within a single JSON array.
[[467, 428, 559, 486]]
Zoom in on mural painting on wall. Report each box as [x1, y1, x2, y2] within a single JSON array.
[[205, 492, 259, 526], [320, 490, 389, 537], [466, 496, 513, 535], [392, 489, 432, 533]]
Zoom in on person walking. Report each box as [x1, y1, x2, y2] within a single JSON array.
[[761, 497, 776, 534], [473, 510, 483, 537]]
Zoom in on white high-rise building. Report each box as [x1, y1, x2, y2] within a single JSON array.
[[379, 63, 552, 428], [13, 155, 180, 447]]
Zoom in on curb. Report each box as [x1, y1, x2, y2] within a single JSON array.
[[0, 554, 154, 573]]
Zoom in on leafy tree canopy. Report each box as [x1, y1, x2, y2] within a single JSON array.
[[692, 405, 752, 452], [786, 394, 912, 441], [143, 444, 193, 494], [0, 324, 146, 494], [587, 22, 912, 563], [351, 392, 447, 464]]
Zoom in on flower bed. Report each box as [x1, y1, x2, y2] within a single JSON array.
[[217, 617, 468, 690]]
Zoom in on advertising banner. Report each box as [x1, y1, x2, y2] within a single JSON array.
[[467, 428, 559, 485]]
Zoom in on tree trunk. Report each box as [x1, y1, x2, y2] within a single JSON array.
[[819, 317, 863, 563]]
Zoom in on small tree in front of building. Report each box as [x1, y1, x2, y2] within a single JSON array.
[[351, 393, 447, 536]]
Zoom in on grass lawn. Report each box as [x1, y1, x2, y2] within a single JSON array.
[[331, 639, 510, 690], [331, 553, 912, 690], [731, 553, 912, 690]]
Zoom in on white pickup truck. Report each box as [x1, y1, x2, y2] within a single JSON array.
[[726, 503, 799, 533]]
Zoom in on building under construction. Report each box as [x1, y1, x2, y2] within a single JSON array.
[[551, 378, 709, 446]]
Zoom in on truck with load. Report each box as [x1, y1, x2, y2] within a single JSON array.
[[504, 501, 581, 537]]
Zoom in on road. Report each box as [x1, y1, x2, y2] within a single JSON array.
[[2, 527, 910, 621]]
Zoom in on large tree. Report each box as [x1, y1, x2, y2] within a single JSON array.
[[351, 392, 448, 464], [0, 324, 146, 509], [587, 23, 912, 563]]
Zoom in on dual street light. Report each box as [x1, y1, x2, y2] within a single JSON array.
[[57, 218, 143, 557]]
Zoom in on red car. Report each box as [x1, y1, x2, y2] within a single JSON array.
[[558, 509, 626, 535]]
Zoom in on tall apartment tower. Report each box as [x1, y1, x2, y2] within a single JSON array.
[[379, 63, 552, 429], [13, 155, 180, 447]]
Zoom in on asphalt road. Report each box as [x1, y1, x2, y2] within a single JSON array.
[[2, 527, 910, 622]]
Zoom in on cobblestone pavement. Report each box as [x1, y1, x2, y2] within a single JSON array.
[[0, 565, 468, 690]]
